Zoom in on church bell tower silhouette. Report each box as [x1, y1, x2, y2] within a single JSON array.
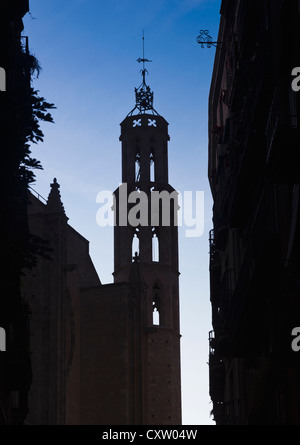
[[113, 35, 182, 425]]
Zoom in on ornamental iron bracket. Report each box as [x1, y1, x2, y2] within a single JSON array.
[[197, 30, 222, 49]]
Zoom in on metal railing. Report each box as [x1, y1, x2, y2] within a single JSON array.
[[28, 186, 47, 204], [265, 88, 298, 164]]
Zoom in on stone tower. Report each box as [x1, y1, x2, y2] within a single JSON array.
[[22, 42, 182, 426], [113, 45, 182, 425]]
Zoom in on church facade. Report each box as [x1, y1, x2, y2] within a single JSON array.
[[22, 56, 182, 425]]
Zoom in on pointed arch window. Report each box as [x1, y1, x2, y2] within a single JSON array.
[[152, 283, 161, 326], [135, 147, 141, 183], [150, 149, 155, 182], [132, 229, 140, 262], [152, 229, 159, 262]]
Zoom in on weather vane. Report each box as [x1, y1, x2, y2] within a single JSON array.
[[137, 31, 152, 85], [197, 30, 222, 49]]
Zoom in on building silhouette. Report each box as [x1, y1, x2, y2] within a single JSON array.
[[22, 54, 181, 425], [208, 0, 300, 425], [0, 0, 32, 425]]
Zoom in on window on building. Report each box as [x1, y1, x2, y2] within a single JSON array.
[[153, 308, 160, 325], [150, 150, 155, 182], [132, 230, 140, 261], [152, 283, 161, 326], [135, 147, 141, 183], [152, 230, 159, 262]]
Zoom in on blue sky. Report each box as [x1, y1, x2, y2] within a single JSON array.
[[24, 0, 221, 425]]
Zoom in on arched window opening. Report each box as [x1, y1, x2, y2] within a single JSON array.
[[152, 283, 161, 326], [150, 150, 155, 182], [135, 147, 141, 183], [132, 230, 140, 262], [152, 230, 159, 262], [153, 308, 160, 325]]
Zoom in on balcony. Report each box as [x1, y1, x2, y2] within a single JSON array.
[[209, 230, 221, 305], [216, 141, 248, 229], [209, 331, 225, 404], [265, 88, 298, 182], [213, 212, 229, 250], [222, 195, 271, 355], [209, 230, 221, 271]]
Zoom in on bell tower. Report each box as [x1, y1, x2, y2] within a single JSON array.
[[113, 37, 182, 425]]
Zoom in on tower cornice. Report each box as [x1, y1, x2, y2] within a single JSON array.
[[119, 114, 170, 142]]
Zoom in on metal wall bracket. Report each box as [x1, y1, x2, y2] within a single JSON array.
[[197, 30, 222, 49]]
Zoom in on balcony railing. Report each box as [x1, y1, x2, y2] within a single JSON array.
[[209, 330, 226, 404], [209, 230, 220, 267], [265, 88, 298, 166], [209, 330, 216, 355]]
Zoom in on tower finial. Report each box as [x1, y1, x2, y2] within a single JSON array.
[[143, 29, 145, 60], [136, 30, 152, 84], [128, 32, 159, 117], [47, 178, 67, 217]]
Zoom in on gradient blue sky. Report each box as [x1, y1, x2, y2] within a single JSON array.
[[24, 0, 222, 425]]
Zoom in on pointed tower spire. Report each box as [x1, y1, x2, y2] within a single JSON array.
[[127, 32, 159, 116], [47, 178, 67, 217]]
